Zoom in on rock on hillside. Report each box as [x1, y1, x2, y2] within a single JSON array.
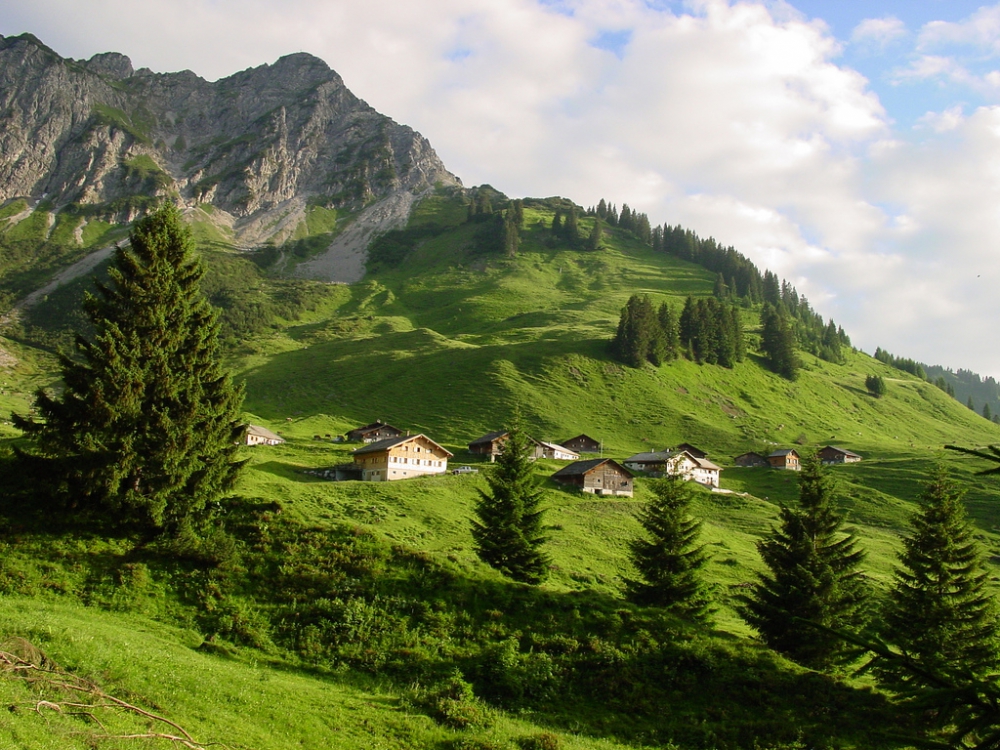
[[0, 33, 461, 246]]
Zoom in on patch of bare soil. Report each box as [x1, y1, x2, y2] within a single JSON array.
[[293, 190, 419, 284]]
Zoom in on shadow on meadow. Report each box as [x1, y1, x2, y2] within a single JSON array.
[[0, 480, 912, 750], [205, 503, 909, 750]]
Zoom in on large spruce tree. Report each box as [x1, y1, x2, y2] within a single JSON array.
[[878, 469, 999, 689], [471, 418, 548, 584], [741, 455, 869, 669], [626, 477, 712, 623], [14, 204, 246, 532]]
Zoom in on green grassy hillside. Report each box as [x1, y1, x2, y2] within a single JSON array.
[[2, 190, 1000, 748]]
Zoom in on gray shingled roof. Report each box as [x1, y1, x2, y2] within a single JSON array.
[[768, 449, 799, 457], [352, 434, 453, 457], [824, 446, 862, 458], [551, 458, 632, 478], [624, 451, 671, 463]]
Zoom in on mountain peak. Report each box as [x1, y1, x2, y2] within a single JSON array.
[[84, 51, 134, 79]]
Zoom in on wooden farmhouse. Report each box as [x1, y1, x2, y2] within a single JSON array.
[[768, 449, 801, 471], [351, 434, 453, 482], [245, 424, 285, 446], [623, 451, 671, 474], [539, 441, 580, 461], [551, 459, 634, 497], [665, 451, 722, 488], [561, 434, 602, 454], [819, 446, 863, 465], [468, 431, 545, 462], [734, 451, 769, 468], [348, 420, 405, 443]]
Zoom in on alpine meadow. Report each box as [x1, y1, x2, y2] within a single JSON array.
[[4, 32, 1000, 750]]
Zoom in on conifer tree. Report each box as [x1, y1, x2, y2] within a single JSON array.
[[866, 374, 887, 398], [760, 302, 798, 380], [564, 207, 580, 244], [627, 477, 713, 623], [741, 455, 869, 669], [551, 209, 563, 234], [984, 403, 993, 421], [503, 210, 520, 257], [713, 273, 728, 298], [471, 418, 548, 584], [587, 218, 602, 251], [696, 298, 721, 365], [820, 319, 843, 363], [13, 205, 246, 532], [878, 469, 999, 689], [659, 302, 680, 362], [730, 305, 746, 363], [511, 199, 524, 228], [679, 296, 698, 359], [611, 294, 658, 368]]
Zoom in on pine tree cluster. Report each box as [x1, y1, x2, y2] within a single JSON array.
[[610, 294, 680, 368], [877, 350, 1000, 421], [678, 296, 745, 367], [589, 202, 850, 365]]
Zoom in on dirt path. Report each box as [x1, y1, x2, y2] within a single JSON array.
[[0, 242, 122, 326]]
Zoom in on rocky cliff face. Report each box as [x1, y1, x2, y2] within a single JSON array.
[[0, 33, 461, 241]]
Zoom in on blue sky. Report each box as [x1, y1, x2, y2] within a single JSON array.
[[802, 1, 1000, 125], [3, 0, 1000, 376]]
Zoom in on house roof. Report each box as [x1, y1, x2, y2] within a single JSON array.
[[735, 451, 767, 460], [350, 421, 402, 435], [246, 424, 284, 442], [468, 431, 508, 446], [539, 441, 579, 456], [675, 443, 707, 458], [563, 433, 600, 444], [768, 449, 800, 458], [690, 456, 722, 471], [551, 458, 632, 478], [624, 451, 671, 463], [352, 434, 454, 457], [823, 446, 862, 458]]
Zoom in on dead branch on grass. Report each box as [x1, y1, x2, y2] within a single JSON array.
[[1, 637, 229, 749]]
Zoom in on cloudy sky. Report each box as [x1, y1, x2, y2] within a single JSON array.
[[2, 0, 1000, 377]]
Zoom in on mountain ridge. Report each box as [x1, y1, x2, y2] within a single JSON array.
[[0, 32, 460, 245]]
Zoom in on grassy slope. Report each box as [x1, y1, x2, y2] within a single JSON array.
[[0, 598, 638, 750], [2, 192, 1000, 747]]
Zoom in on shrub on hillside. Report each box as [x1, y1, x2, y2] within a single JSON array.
[[516, 732, 561, 750], [409, 670, 494, 729]]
